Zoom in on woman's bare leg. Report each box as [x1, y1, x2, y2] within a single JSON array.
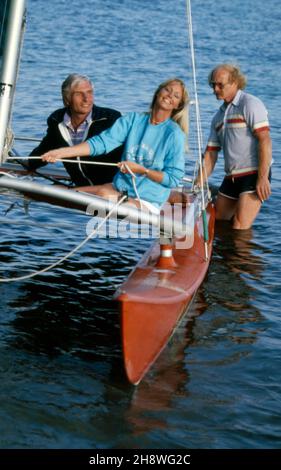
[[74, 184, 160, 213], [74, 183, 120, 199]]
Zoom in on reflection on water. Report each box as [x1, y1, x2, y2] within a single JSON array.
[[124, 295, 213, 437], [0, 197, 133, 371], [0, 0, 280, 450], [116, 223, 270, 440], [201, 222, 267, 344], [0, 198, 279, 449], [214, 222, 265, 279], [125, 329, 189, 435]]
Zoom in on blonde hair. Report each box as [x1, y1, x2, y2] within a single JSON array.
[[208, 64, 247, 90], [150, 78, 189, 135]]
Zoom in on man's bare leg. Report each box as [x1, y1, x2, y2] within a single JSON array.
[[168, 189, 192, 205], [215, 193, 237, 221], [232, 193, 262, 230]]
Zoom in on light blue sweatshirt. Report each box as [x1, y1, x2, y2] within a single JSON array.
[[87, 112, 185, 206]]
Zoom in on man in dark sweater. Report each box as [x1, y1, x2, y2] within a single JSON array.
[[28, 73, 123, 186]]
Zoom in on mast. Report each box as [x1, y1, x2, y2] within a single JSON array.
[[0, 0, 26, 163]]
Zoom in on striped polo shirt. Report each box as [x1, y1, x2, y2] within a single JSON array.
[[206, 89, 270, 176]]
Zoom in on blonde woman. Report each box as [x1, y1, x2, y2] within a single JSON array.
[[41, 78, 189, 212]]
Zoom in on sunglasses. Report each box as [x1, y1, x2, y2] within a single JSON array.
[[210, 81, 230, 90]]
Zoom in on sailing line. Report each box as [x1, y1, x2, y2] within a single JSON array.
[[6, 156, 119, 166], [0, 194, 127, 283]]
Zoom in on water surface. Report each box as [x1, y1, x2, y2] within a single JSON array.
[[0, 0, 280, 450]]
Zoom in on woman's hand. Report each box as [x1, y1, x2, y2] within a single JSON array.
[[41, 142, 90, 163], [118, 161, 164, 183], [41, 148, 68, 163], [118, 161, 146, 175]]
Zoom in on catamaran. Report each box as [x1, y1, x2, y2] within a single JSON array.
[[0, 0, 215, 385]]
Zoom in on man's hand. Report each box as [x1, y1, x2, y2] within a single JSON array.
[[256, 175, 271, 202]]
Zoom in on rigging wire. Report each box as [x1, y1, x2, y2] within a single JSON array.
[[15, 136, 43, 142]]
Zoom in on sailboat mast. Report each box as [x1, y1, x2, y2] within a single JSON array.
[[0, 0, 26, 163]]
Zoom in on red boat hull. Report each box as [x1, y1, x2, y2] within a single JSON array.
[[116, 202, 215, 385]]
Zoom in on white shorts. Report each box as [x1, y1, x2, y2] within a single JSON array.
[[138, 199, 160, 214]]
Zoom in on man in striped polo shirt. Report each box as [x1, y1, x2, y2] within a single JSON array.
[[203, 64, 272, 230]]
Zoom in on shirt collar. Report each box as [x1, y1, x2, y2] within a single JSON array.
[[63, 111, 92, 130], [232, 89, 242, 106], [220, 89, 243, 111]]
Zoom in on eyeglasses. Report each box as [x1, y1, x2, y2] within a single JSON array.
[[210, 81, 230, 90]]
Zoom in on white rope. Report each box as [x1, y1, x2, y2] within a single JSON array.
[[5, 153, 147, 212], [122, 162, 143, 210], [0, 171, 17, 178], [6, 156, 119, 167], [0, 194, 127, 283], [1, 128, 15, 161], [7, 155, 144, 207]]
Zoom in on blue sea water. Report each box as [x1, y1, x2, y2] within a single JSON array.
[[0, 0, 281, 451]]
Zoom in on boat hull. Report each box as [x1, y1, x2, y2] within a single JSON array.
[[115, 201, 215, 385], [0, 170, 215, 385]]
